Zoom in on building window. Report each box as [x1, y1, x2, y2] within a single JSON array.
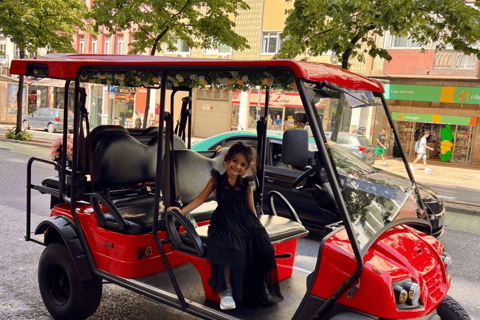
[[385, 32, 425, 48], [166, 39, 190, 54], [92, 37, 97, 54], [15, 45, 21, 57], [204, 44, 232, 55], [261, 32, 286, 54], [0, 43, 6, 60], [104, 35, 111, 54], [79, 36, 85, 53], [117, 35, 124, 54]]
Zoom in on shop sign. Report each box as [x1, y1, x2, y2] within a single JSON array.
[[385, 84, 480, 104], [392, 112, 477, 126], [232, 91, 325, 108]]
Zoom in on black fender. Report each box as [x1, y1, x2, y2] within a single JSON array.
[[35, 216, 94, 282]]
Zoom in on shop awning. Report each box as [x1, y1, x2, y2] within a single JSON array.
[[26, 77, 67, 88]]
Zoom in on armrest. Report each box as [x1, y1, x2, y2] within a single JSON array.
[[267, 190, 302, 224], [90, 192, 128, 231], [164, 209, 205, 257]]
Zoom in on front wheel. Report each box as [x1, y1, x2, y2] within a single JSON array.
[[38, 243, 102, 320], [437, 295, 471, 320]]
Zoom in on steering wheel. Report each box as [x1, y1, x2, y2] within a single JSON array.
[[292, 166, 320, 191], [293, 166, 336, 204]]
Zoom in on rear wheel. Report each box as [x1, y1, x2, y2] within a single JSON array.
[[38, 243, 102, 320], [47, 123, 56, 133], [22, 120, 29, 130], [437, 295, 471, 320]]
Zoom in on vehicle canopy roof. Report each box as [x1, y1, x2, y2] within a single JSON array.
[[10, 54, 384, 93]]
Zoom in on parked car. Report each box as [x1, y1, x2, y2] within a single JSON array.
[[324, 131, 375, 164], [22, 108, 74, 133], [192, 130, 445, 238]]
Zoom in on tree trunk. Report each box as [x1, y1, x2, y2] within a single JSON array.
[[15, 50, 25, 134]]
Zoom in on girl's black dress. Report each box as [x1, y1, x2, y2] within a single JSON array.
[[206, 169, 281, 306]]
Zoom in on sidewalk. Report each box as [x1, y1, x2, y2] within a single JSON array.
[[375, 157, 480, 215]]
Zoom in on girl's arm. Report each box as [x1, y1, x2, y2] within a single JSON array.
[[167, 177, 216, 215], [246, 185, 257, 217]]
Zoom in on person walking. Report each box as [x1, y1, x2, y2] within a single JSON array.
[[375, 128, 388, 166], [410, 130, 434, 172]]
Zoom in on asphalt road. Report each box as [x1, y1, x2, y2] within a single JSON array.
[[0, 141, 479, 319]]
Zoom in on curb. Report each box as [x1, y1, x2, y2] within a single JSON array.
[[444, 201, 480, 216], [0, 137, 51, 148]]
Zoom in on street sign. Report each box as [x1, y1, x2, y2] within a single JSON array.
[[107, 85, 118, 93]]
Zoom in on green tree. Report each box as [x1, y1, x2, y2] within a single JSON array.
[[0, 0, 87, 133], [90, 0, 250, 127], [278, 0, 480, 70]]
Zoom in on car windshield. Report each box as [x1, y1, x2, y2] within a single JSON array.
[[303, 82, 424, 248]]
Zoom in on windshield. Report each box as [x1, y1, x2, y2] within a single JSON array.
[[303, 82, 425, 248]]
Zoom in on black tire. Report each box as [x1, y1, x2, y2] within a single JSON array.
[[38, 243, 102, 320], [437, 295, 471, 320], [22, 120, 29, 130], [47, 123, 56, 133]]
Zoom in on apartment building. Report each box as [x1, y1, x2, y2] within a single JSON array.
[[377, 29, 480, 164]]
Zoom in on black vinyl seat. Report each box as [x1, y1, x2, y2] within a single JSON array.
[[179, 215, 308, 248], [87, 125, 192, 235]]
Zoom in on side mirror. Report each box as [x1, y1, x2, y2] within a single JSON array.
[[283, 129, 309, 166]]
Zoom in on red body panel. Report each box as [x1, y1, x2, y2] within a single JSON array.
[[10, 54, 384, 93], [49, 204, 301, 286], [310, 226, 450, 319]]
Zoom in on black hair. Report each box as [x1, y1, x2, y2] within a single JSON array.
[[224, 142, 257, 172]]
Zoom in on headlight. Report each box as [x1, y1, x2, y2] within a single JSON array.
[[403, 281, 421, 305], [441, 251, 453, 268], [392, 279, 422, 308]]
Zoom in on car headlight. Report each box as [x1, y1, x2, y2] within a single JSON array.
[[392, 279, 422, 308]]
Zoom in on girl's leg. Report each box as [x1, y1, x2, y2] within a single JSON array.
[[224, 266, 231, 287]]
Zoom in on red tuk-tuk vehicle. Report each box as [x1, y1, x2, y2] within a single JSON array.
[[13, 54, 470, 320]]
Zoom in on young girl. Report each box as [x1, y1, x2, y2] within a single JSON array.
[[167, 142, 281, 310]]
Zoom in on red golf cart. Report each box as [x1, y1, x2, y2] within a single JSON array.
[[13, 54, 469, 320]]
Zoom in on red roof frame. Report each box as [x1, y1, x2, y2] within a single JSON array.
[[10, 54, 384, 93]]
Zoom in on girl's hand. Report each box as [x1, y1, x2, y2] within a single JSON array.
[[167, 206, 182, 214]]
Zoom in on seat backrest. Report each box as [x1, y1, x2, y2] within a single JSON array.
[[173, 148, 257, 205], [174, 149, 227, 204], [128, 126, 187, 149], [90, 125, 158, 187]]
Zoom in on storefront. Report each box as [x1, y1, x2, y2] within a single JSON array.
[[231, 90, 328, 131], [385, 83, 480, 164], [0, 75, 24, 123], [392, 112, 477, 163]]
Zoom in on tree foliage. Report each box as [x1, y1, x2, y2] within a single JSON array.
[[0, 0, 87, 133], [278, 0, 480, 69], [90, 0, 250, 128], [0, 0, 87, 54], [90, 0, 250, 55]]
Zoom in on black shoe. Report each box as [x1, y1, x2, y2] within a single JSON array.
[[256, 282, 274, 306]]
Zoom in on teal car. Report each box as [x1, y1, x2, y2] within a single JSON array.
[[192, 130, 445, 237]]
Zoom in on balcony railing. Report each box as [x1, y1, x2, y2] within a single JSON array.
[[434, 51, 477, 70]]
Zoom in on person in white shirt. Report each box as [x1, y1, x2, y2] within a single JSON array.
[[410, 130, 434, 172]]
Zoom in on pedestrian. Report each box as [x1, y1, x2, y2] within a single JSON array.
[[410, 130, 434, 172], [375, 128, 388, 166], [274, 115, 282, 130], [357, 126, 366, 135], [167, 142, 281, 310]]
